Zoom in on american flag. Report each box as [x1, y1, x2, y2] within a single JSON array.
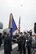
[[18, 17, 21, 33]]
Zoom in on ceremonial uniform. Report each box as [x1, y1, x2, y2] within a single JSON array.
[[19, 36, 23, 54], [27, 33, 32, 54], [0, 33, 2, 47], [23, 36, 26, 54], [4, 34, 12, 54]]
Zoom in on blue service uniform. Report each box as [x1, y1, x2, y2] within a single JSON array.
[[4, 36, 12, 54], [22, 36, 26, 54], [27, 36, 32, 54], [19, 36, 23, 54], [0, 34, 2, 47]]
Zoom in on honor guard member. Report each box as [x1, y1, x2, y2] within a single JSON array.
[[0, 33, 2, 48], [17, 32, 22, 54], [4, 33, 12, 54], [26, 32, 32, 54], [16, 33, 20, 51], [22, 32, 27, 54], [19, 32, 23, 54], [17, 33, 21, 51], [29, 30, 32, 36]]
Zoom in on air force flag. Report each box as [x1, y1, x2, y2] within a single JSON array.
[[9, 13, 17, 37]]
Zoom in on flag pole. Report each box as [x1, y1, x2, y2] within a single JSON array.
[[9, 13, 13, 51], [9, 13, 13, 38]]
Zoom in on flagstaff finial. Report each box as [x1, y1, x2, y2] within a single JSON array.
[[10, 13, 13, 16], [10, 13, 13, 18]]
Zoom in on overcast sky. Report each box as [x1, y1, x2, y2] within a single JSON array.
[[0, 0, 36, 32]]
